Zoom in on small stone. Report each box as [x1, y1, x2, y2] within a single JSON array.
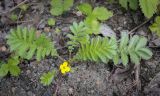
[[91, 90, 94, 93], [44, 27, 50, 33], [68, 87, 73, 95], [26, 70, 31, 74], [11, 87, 16, 93], [76, 11, 83, 16], [61, 27, 69, 32], [77, 78, 81, 82], [152, 38, 160, 46], [100, 24, 116, 37], [36, 30, 42, 37], [27, 91, 35, 96], [117, 27, 123, 31], [0, 46, 7, 52]]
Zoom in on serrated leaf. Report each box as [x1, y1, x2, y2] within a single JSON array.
[[113, 53, 119, 65], [9, 65, 21, 76], [119, 0, 138, 10], [84, 16, 100, 34], [128, 0, 138, 10], [0, 57, 20, 77], [121, 51, 128, 66], [26, 45, 36, 60], [120, 32, 129, 49], [137, 48, 153, 60], [128, 35, 139, 49], [8, 57, 19, 66], [129, 51, 140, 64], [135, 37, 147, 50], [63, 0, 73, 11], [149, 16, 160, 37], [47, 18, 56, 26], [75, 36, 117, 63], [139, 0, 158, 18], [50, 0, 73, 16], [119, 0, 128, 9], [40, 70, 56, 86], [7, 26, 57, 61], [78, 3, 92, 15], [50, 8, 63, 16], [0, 64, 9, 77], [92, 7, 113, 21], [67, 22, 89, 51]]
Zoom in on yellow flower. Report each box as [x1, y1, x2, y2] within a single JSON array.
[[60, 61, 71, 75]]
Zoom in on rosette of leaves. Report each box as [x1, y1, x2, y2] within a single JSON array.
[[74, 36, 117, 63], [149, 16, 160, 37], [78, 3, 113, 34], [40, 69, 56, 86], [0, 57, 20, 77], [7, 26, 57, 61], [67, 21, 89, 51], [113, 32, 153, 66], [50, 0, 73, 16]]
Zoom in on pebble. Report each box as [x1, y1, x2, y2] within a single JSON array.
[[152, 38, 160, 46], [26, 70, 31, 75], [68, 87, 73, 95], [44, 27, 50, 33], [100, 24, 116, 37], [27, 91, 35, 96]]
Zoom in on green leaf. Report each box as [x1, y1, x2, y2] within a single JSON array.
[[10, 13, 18, 21], [121, 51, 128, 66], [7, 26, 57, 61], [128, 35, 139, 50], [119, 32, 152, 65], [92, 7, 113, 21], [40, 70, 56, 86], [128, 0, 138, 10], [50, 7, 63, 16], [19, 4, 29, 11], [120, 32, 129, 49], [137, 48, 153, 60], [47, 18, 56, 26], [0, 64, 9, 77], [84, 16, 100, 34], [119, 0, 128, 9], [149, 16, 160, 37], [119, 0, 138, 10], [75, 36, 117, 63], [67, 22, 89, 51], [50, 0, 73, 16], [50, 0, 63, 16], [139, 0, 158, 18], [9, 65, 21, 76], [113, 53, 119, 65], [0, 57, 20, 77], [63, 0, 73, 11], [129, 51, 140, 64], [78, 3, 92, 15], [8, 57, 19, 66], [135, 37, 147, 50]]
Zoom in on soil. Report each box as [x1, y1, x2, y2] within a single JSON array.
[[0, 0, 160, 96]]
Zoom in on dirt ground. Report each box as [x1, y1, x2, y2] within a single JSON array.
[[0, 0, 160, 96]]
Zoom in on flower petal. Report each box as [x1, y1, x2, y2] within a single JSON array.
[[60, 64, 63, 70], [65, 67, 71, 72], [61, 69, 66, 74], [63, 61, 68, 66]]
